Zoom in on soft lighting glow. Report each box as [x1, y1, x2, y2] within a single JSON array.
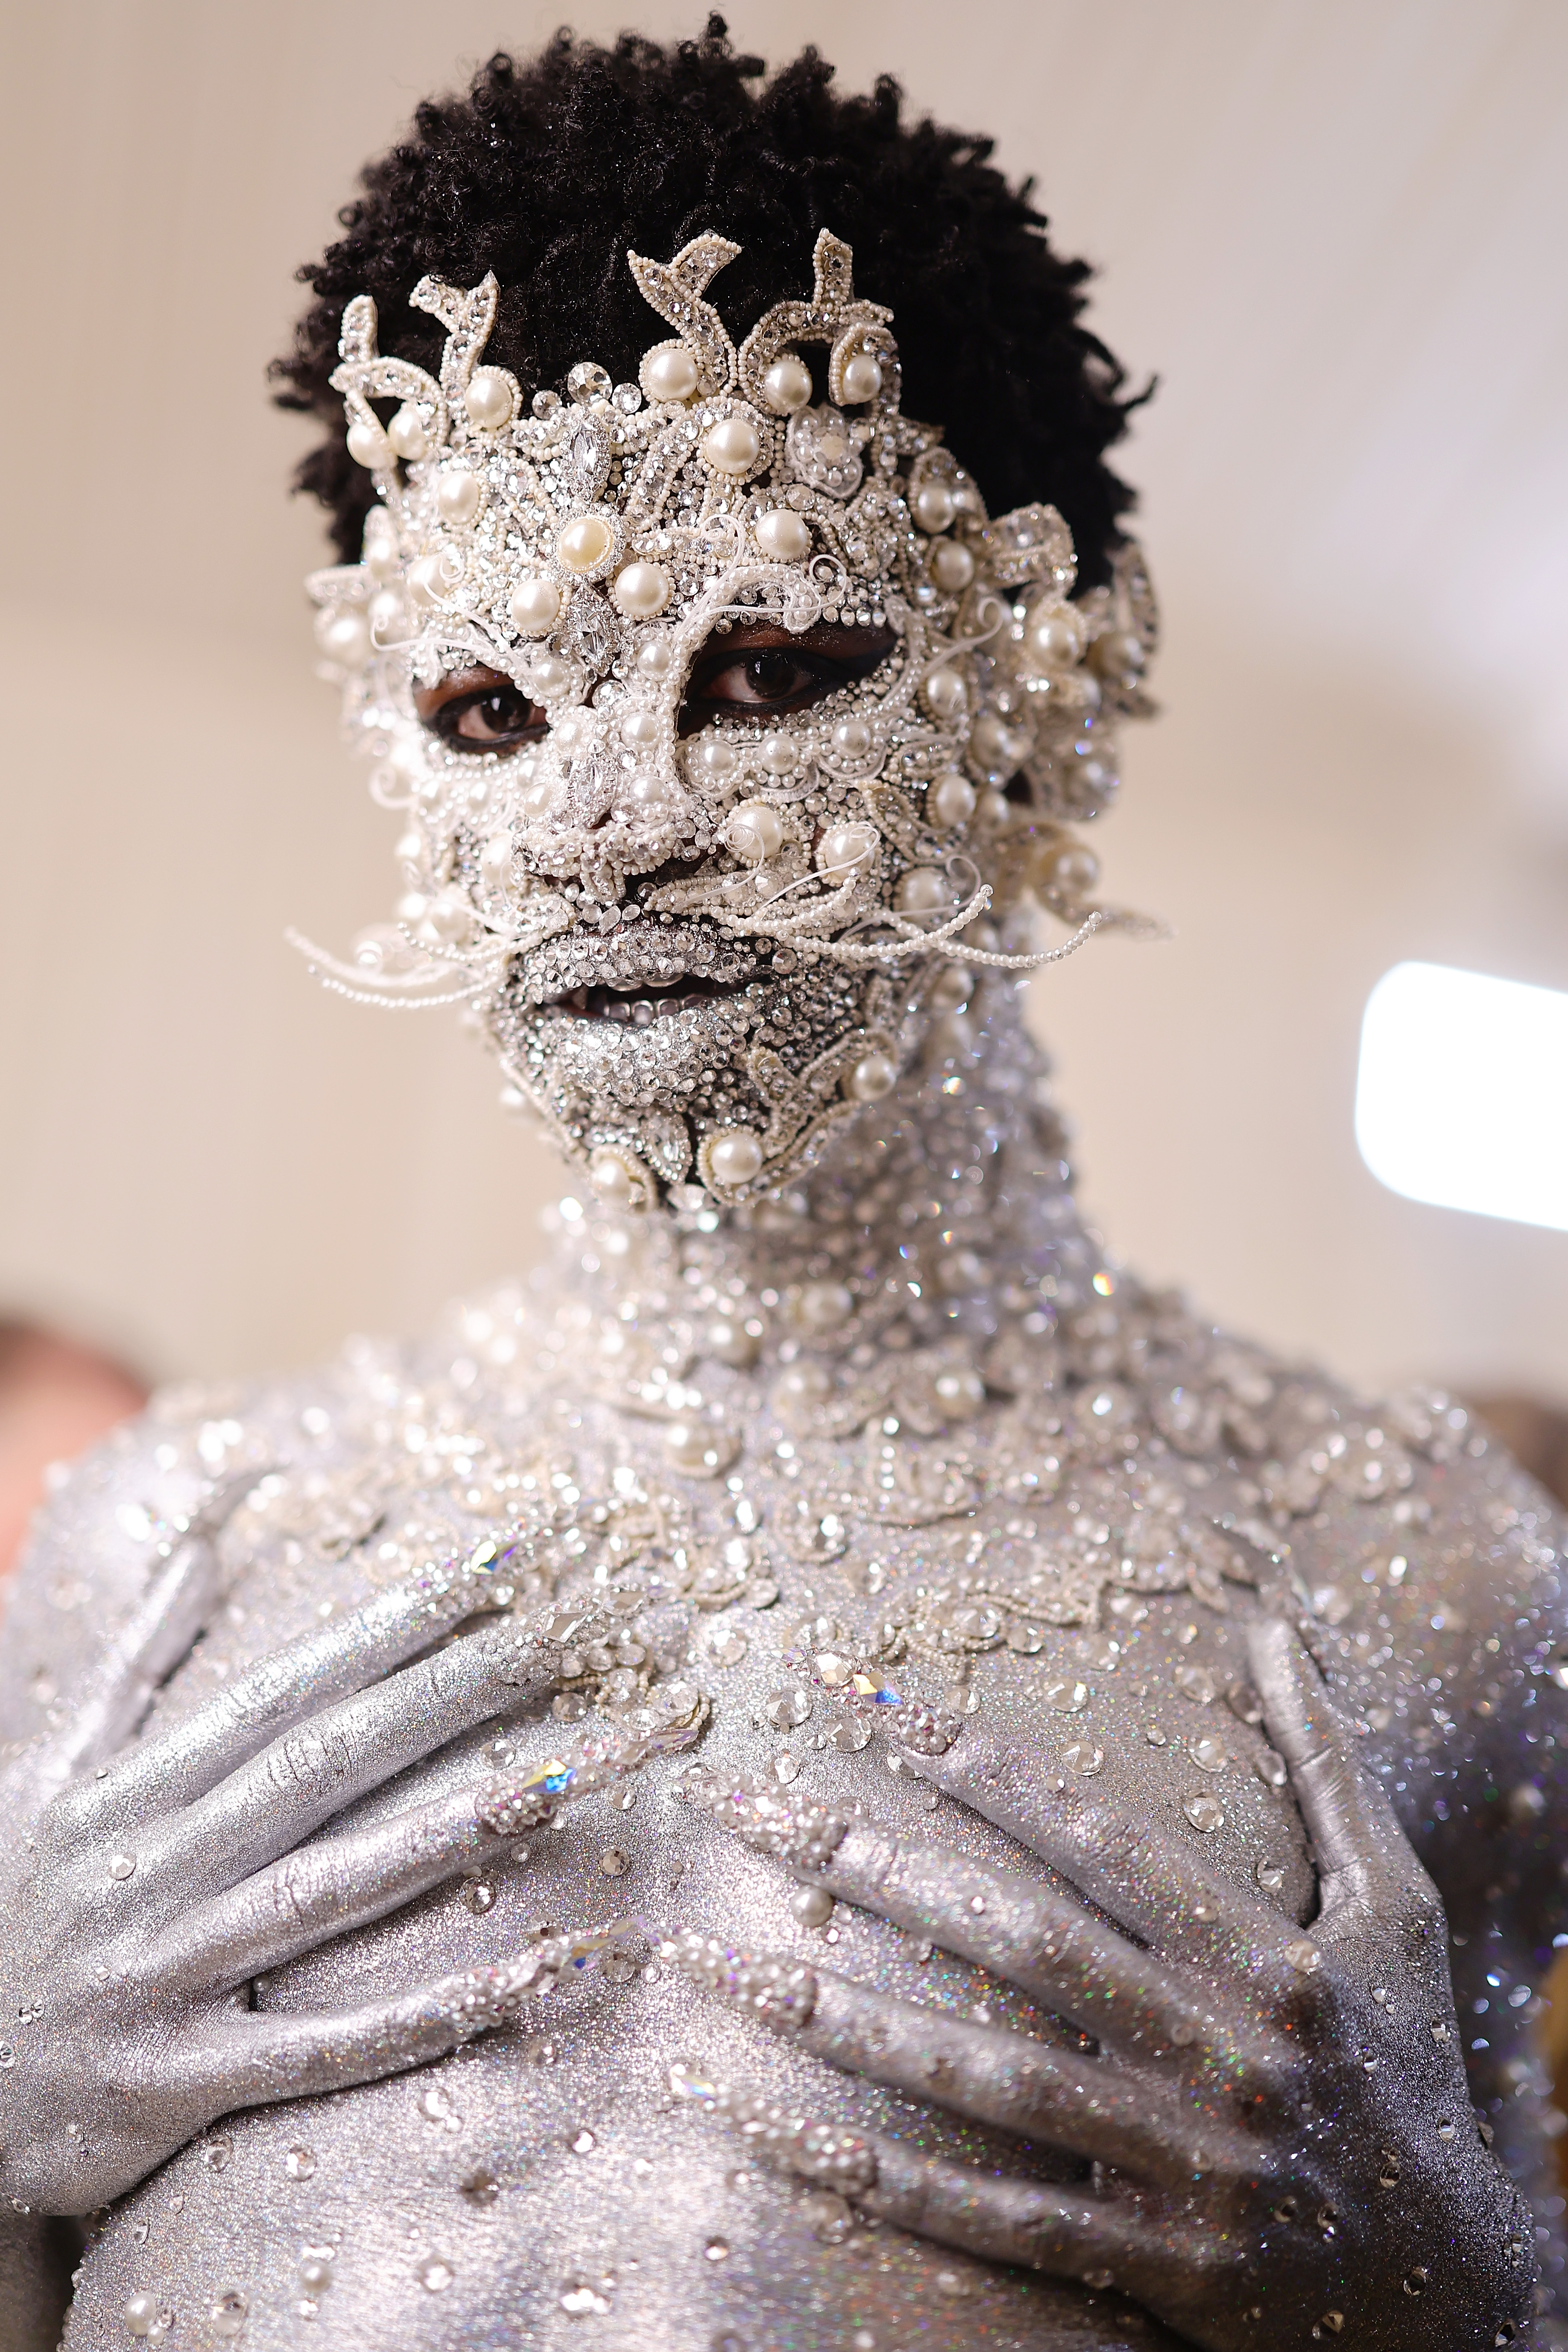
[[1355, 961, 1568, 1232]]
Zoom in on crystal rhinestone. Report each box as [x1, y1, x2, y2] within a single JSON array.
[[1045, 1679, 1088, 1713], [1183, 1795, 1224, 1833], [567, 362, 611, 404]]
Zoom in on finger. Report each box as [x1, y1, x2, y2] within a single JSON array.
[[208, 1924, 640, 2107], [666, 1932, 1246, 2190], [1246, 1618, 1436, 1925], [894, 1730, 1303, 1983], [79, 1550, 541, 1834], [143, 1618, 565, 1893], [671, 2066, 1163, 2298], [136, 1786, 508, 1995], [685, 1779, 1219, 2058], [37, 1474, 256, 1792]]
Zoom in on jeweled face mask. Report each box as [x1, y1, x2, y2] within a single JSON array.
[[302, 230, 1157, 1208]]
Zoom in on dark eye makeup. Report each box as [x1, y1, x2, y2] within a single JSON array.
[[412, 622, 896, 757]]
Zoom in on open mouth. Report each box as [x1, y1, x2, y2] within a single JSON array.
[[548, 973, 752, 1025]]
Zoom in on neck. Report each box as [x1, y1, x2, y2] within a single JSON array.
[[539, 977, 1107, 1407]]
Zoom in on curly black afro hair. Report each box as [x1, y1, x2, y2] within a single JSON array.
[[274, 17, 1144, 584]]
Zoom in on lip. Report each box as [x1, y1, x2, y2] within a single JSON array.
[[549, 974, 751, 1024], [519, 917, 760, 1011]]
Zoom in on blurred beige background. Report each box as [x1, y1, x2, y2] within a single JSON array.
[[2, 0, 1565, 1402]]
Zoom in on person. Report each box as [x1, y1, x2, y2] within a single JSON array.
[[1, 25, 1562, 2350]]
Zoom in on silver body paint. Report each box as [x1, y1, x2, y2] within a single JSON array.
[[0, 980, 1562, 2350]]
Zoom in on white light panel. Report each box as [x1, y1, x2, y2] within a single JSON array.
[[1355, 962, 1568, 1233]]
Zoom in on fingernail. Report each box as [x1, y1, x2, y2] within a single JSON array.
[[682, 1775, 849, 1868], [662, 1928, 818, 2026], [667, 2062, 878, 2192]]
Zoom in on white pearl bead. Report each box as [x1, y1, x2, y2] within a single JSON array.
[[368, 587, 407, 640], [408, 547, 464, 607], [980, 787, 1010, 828], [362, 515, 399, 573], [393, 829, 422, 862], [556, 514, 614, 573], [923, 668, 967, 720], [970, 712, 1033, 772], [895, 866, 955, 915], [1028, 606, 1086, 668], [480, 830, 514, 874], [845, 1050, 897, 1103], [1043, 843, 1100, 895], [839, 351, 883, 404], [692, 737, 739, 779], [643, 345, 701, 402], [636, 635, 676, 677], [663, 1419, 738, 1475], [816, 822, 879, 876], [388, 404, 430, 460], [464, 368, 514, 430], [912, 480, 957, 533], [316, 608, 372, 667], [930, 962, 974, 1011], [753, 508, 812, 562], [725, 801, 784, 863], [529, 654, 570, 696], [929, 772, 977, 830], [759, 733, 796, 775], [426, 889, 472, 942], [396, 891, 428, 925], [830, 717, 872, 758], [799, 1279, 853, 1332], [761, 356, 813, 415], [708, 1129, 764, 1188], [611, 560, 673, 618], [620, 708, 661, 749], [627, 769, 672, 805], [520, 775, 555, 818], [705, 1315, 760, 1367], [346, 419, 394, 471], [551, 709, 590, 752], [933, 1366, 986, 1418], [589, 1149, 639, 1208], [702, 417, 761, 476], [436, 469, 482, 524], [930, 539, 976, 592], [510, 576, 560, 635]]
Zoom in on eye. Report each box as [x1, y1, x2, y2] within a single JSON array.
[[705, 650, 818, 709], [418, 676, 545, 753], [680, 623, 897, 735]]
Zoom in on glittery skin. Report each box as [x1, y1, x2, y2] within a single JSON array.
[[1, 223, 1563, 2352], [0, 978, 1563, 2349]]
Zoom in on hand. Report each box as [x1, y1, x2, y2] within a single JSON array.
[[673, 1619, 1535, 2351], [0, 1493, 623, 2214]]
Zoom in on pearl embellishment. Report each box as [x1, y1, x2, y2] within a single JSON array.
[[930, 540, 976, 592], [753, 509, 812, 562], [316, 609, 372, 667], [759, 733, 797, 776], [923, 668, 967, 720], [388, 404, 430, 460], [929, 773, 977, 830], [643, 345, 701, 402], [895, 866, 956, 915], [816, 822, 879, 876], [692, 738, 739, 779], [557, 515, 614, 574], [436, 469, 482, 524], [464, 368, 515, 430], [611, 561, 673, 618], [839, 351, 883, 404], [1041, 843, 1100, 897], [1028, 608, 1087, 668], [636, 636, 676, 677], [408, 547, 464, 607], [830, 717, 872, 757], [620, 709, 661, 750], [761, 356, 813, 415], [845, 1051, 897, 1103], [724, 802, 785, 863], [707, 1129, 764, 1188], [701, 417, 762, 476], [589, 1149, 641, 1208], [346, 420, 394, 471], [912, 480, 957, 533], [971, 712, 1033, 772], [510, 577, 560, 635]]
